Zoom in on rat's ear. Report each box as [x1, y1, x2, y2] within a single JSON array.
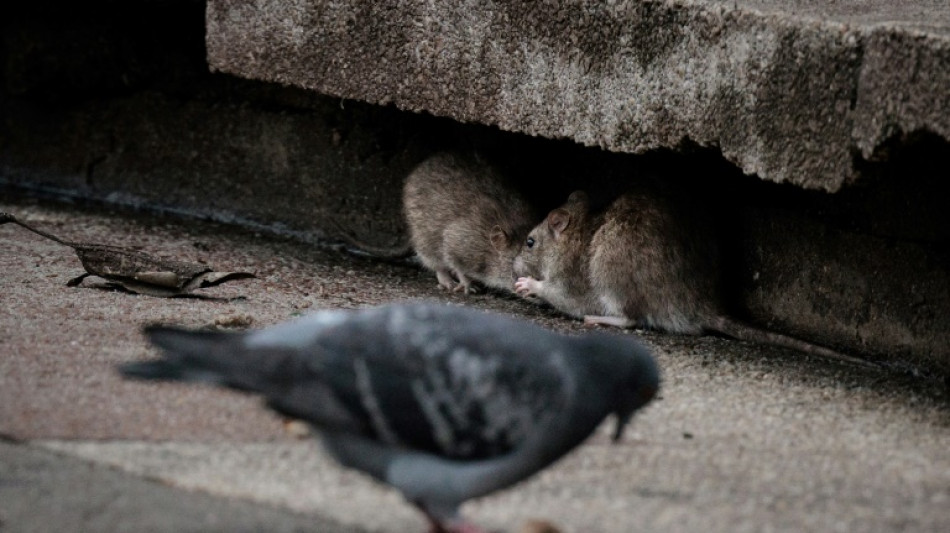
[[489, 225, 509, 251], [546, 208, 571, 238], [566, 190, 589, 207]]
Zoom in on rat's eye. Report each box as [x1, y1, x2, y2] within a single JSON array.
[[525, 237, 535, 249]]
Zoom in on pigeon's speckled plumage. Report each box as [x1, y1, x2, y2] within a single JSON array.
[[119, 302, 659, 533]]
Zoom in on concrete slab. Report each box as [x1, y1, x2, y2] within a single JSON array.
[[2, 197, 949, 532], [0, 439, 361, 532], [206, 0, 950, 191]]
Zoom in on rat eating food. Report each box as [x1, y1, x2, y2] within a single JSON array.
[[513, 187, 873, 366]]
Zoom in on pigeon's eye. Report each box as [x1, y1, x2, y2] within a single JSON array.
[[525, 237, 535, 249]]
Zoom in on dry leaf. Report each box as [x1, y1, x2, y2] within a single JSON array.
[[1, 211, 255, 297]]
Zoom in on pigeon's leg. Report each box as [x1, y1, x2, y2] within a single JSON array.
[[417, 502, 491, 533], [421, 513, 490, 533], [583, 315, 635, 328], [435, 269, 459, 291]]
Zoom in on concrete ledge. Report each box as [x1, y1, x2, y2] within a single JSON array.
[[206, 0, 950, 191]]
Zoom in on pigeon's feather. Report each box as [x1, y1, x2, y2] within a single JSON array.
[[248, 305, 576, 459], [118, 302, 660, 529], [127, 325, 368, 434]]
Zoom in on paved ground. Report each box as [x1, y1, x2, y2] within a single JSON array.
[[1, 195, 949, 532], [0, 439, 349, 533]]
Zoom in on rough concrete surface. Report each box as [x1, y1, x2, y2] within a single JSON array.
[[2, 198, 948, 532], [206, 0, 950, 191]]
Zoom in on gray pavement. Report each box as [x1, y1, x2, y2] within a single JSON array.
[[0, 439, 357, 533], [1, 197, 949, 532]]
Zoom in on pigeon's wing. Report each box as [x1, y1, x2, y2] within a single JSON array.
[[307, 304, 609, 520], [127, 304, 581, 460], [299, 304, 578, 460]]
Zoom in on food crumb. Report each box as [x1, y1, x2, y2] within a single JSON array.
[[213, 313, 255, 329]]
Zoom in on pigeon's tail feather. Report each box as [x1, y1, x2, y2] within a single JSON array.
[[117, 358, 234, 387], [118, 325, 248, 387], [144, 325, 236, 361]]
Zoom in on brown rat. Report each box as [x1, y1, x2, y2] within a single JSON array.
[[513, 188, 874, 366], [402, 151, 540, 294]]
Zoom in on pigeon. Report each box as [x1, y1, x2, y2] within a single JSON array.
[[118, 302, 660, 533]]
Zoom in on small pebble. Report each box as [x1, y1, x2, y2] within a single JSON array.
[[283, 419, 312, 439]]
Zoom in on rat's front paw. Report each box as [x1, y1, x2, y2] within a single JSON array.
[[515, 277, 541, 298]]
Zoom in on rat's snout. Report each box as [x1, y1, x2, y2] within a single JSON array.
[[513, 254, 541, 280], [512, 255, 526, 278]]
